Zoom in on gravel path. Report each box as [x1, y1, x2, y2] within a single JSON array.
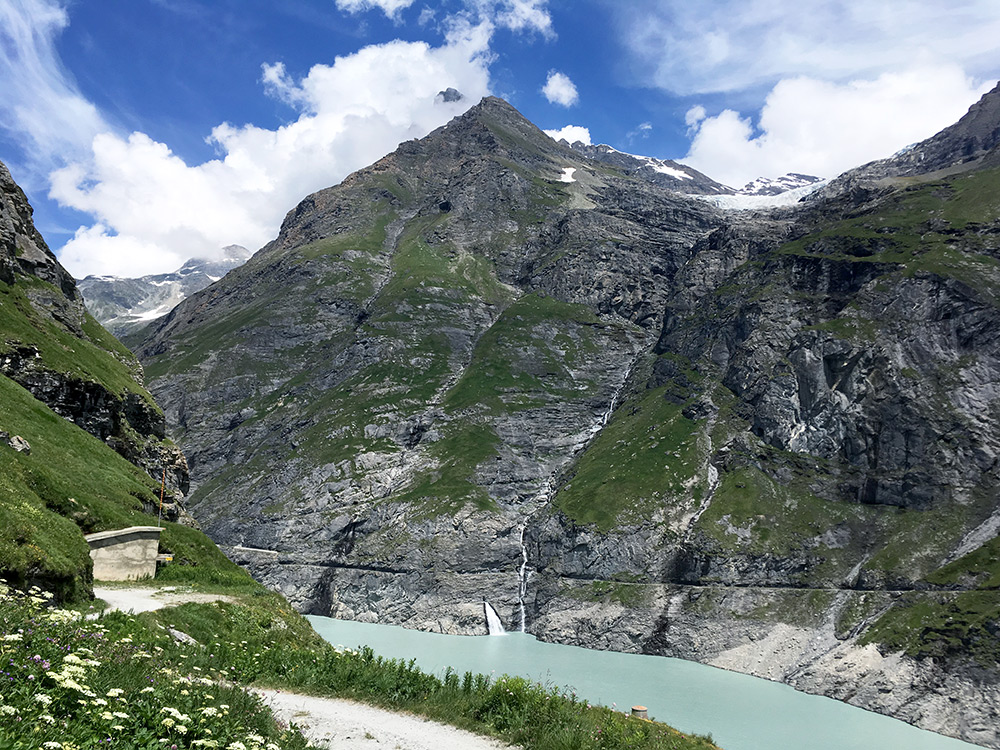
[[92, 585, 235, 614], [254, 689, 518, 750]]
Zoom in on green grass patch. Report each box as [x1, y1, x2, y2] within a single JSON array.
[[446, 292, 611, 414], [695, 466, 860, 557], [861, 590, 1000, 666], [924, 535, 1000, 589], [387, 422, 501, 517], [554, 384, 702, 532], [563, 579, 653, 607], [0, 278, 153, 405], [776, 166, 1000, 300], [0, 375, 255, 599], [0, 579, 722, 750]]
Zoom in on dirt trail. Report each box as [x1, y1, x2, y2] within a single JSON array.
[[92, 584, 235, 614], [255, 689, 518, 750]]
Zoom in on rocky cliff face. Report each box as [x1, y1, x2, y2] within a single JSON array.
[[136, 92, 1000, 746], [0, 160, 189, 508]]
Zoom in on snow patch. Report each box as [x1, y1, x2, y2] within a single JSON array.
[[647, 162, 692, 180], [132, 303, 177, 322], [557, 167, 577, 183]]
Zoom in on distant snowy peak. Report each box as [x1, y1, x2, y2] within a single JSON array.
[[78, 245, 251, 336], [737, 173, 823, 196]]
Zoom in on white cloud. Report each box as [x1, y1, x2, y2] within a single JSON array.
[[0, 0, 111, 183], [613, 0, 1000, 95], [681, 64, 992, 188], [492, 0, 552, 36], [684, 106, 706, 128], [542, 71, 578, 107], [464, 0, 553, 36], [50, 22, 493, 278], [543, 125, 591, 145], [335, 0, 416, 19]]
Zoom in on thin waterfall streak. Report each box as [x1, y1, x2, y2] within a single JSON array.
[[517, 523, 530, 633]]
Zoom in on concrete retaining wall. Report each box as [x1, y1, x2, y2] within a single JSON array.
[[84, 526, 163, 581]]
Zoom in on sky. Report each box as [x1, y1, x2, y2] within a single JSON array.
[[1, 0, 998, 279]]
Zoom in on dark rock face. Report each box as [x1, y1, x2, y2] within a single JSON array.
[[135, 95, 1000, 746], [0, 162, 80, 314], [0, 159, 190, 501]]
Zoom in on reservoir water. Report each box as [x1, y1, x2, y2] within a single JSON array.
[[308, 615, 985, 750]]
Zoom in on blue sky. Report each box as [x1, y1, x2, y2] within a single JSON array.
[[1, 0, 999, 278]]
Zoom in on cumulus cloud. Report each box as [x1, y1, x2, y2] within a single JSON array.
[[0, 0, 110, 183], [50, 21, 493, 278], [543, 125, 591, 145], [682, 65, 992, 188], [334, 0, 416, 19], [542, 71, 578, 107], [491, 0, 553, 36], [613, 0, 1000, 95], [684, 106, 706, 128], [342, 0, 554, 36]]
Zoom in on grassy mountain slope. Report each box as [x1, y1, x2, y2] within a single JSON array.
[[0, 159, 239, 598]]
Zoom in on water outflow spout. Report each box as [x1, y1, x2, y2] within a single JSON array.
[[517, 524, 530, 633], [484, 601, 505, 636]]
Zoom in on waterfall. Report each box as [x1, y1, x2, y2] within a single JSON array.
[[597, 350, 642, 431], [484, 601, 505, 636], [517, 524, 530, 633]]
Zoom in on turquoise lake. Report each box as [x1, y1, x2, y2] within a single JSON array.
[[308, 615, 985, 750]]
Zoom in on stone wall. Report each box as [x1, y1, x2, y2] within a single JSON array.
[[84, 527, 162, 581]]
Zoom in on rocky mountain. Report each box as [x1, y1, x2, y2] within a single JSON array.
[[135, 91, 1000, 747], [78, 245, 251, 336], [0, 159, 196, 597]]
